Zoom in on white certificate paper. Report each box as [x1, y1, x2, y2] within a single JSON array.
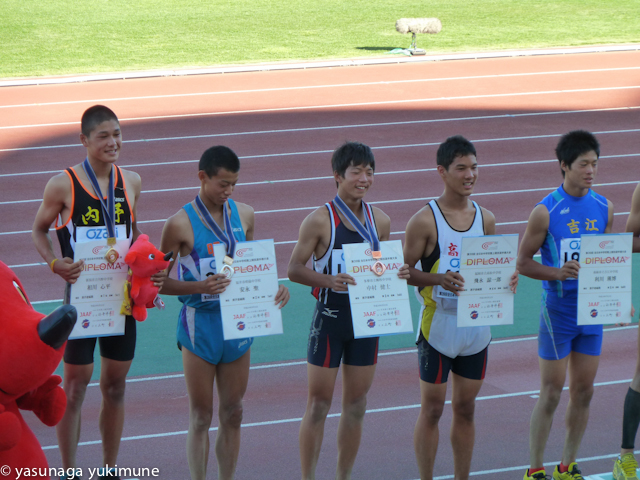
[[68, 236, 129, 339], [214, 239, 283, 340], [343, 240, 413, 339], [457, 234, 518, 327], [577, 233, 632, 325]]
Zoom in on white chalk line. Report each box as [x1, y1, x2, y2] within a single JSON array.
[[3, 66, 640, 110], [3, 85, 640, 131]]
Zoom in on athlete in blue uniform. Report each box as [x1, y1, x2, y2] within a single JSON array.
[[288, 142, 409, 480], [32, 105, 164, 480], [160, 146, 289, 480], [518, 131, 614, 480]]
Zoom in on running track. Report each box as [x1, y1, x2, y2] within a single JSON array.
[[3, 50, 640, 478]]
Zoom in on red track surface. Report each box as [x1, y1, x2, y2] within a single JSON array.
[[3, 51, 640, 479]]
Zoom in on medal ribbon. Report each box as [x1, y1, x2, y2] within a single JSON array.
[[194, 195, 236, 259], [82, 158, 116, 240], [332, 195, 380, 252]]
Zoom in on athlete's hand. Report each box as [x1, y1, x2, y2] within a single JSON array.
[[202, 273, 231, 295], [329, 273, 356, 292], [151, 270, 167, 289], [509, 270, 519, 294], [274, 284, 290, 308], [440, 270, 464, 295], [52, 257, 84, 284], [556, 260, 580, 281], [397, 263, 411, 280]]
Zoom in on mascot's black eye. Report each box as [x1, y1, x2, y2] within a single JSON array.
[[148, 254, 155, 260], [13, 280, 30, 305]]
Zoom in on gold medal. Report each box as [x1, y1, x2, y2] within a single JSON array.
[[221, 255, 234, 278], [105, 247, 119, 264]]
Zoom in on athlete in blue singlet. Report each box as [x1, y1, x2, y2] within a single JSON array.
[[160, 146, 289, 480], [519, 131, 614, 480], [288, 142, 409, 480]]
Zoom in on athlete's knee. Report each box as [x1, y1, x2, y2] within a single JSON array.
[[421, 399, 445, 425], [219, 400, 244, 429], [306, 395, 332, 423], [451, 397, 476, 424], [570, 382, 594, 407], [190, 405, 214, 432], [100, 376, 126, 405], [342, 393, 367, 421], [64, 376, 91, 409]]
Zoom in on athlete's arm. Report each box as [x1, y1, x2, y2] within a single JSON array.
[[122, 169, 143, 242], [403, 207, 463, 293], [32, 174, 84, 283], [517, 204, 578, 281], [605, 199, 614, 234], [159, 210, 231, 296], [626, 185, 640, 252], [482, 207, 518, 293], [238, 201, 289, 307], [287, 208, 355, 291]]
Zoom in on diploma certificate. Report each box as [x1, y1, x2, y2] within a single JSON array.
[[577, 233, 632, 325], [457, 234, 518, 327], [68, 231, 129, 339], [214, 239, 283, 340], [343, 240, 413, 339]]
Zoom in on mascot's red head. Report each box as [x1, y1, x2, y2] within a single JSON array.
[[0, 261, 77, 477]]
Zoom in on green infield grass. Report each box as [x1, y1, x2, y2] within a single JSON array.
[[1, 0, 639, 78]]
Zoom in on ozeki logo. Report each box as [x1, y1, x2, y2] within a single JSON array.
[[481, 241, 498, 250]]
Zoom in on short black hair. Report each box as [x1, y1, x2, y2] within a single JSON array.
[[436, 135, 477, 170], [331, 141, 375, 179], [555, 130, 600, 177], [81, 105, 119, 137], [199, 146, 240, 177]]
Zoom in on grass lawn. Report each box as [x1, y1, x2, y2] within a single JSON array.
[[1, 0, 639, 78]]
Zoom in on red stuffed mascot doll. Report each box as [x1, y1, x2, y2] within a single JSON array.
[[0, 261, 77, 479], [124, 234, 172, 322]]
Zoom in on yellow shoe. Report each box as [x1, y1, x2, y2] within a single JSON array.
[[553, 463, 584, 480], [524, 469, 548, 480], [614, 454, 639, 480]]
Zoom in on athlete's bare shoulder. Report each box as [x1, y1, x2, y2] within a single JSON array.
[[162, 207, 193, 247], [480, 206, 496, 233], [233, 200, 255, 218], [120, 168, 141, 194], [408, 204, 436, 231]]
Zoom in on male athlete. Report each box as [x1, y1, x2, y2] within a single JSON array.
[[288, 141, 409, 480], [404, 135, 518, 480], [518, 131, 613, 480], [159, 145, 289, 480], [613, 182, 640, 480], [32, 105, 162, 480]]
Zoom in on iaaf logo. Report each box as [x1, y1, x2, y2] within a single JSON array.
[[599, 241, 613, 249], [235, 248, 253, 257], [481, 242, 498, 250]]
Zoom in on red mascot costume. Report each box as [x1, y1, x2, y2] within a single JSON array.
[[0, 261, 77, 479]]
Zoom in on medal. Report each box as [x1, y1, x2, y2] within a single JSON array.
[[82, 158, 119, 264], [194, 195, 237, 279], [332, 195, 384, 276]]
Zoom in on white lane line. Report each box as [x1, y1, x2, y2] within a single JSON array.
[[1, 178, 637, 236], [3, 66, 640, 110], [40, 372, 636, 450], [2, 106, 638, 155], [3, 86, 640, 131]]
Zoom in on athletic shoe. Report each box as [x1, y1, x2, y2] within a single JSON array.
[[553, 463, 584, 480], [614, 454, 640, 480], [524, 469, 549, 480]]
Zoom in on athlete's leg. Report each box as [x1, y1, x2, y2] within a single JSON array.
[[56, 362, 94, 469], [622, 326, 640, 455], [99, 357, 132, 466], [450, 373, 484, 480], [336, 363, 376, 480], [529, 356, 569, 469], [414, 379, 447, 480], [300, 363, 339, 480], [214, 349, 251, 480], [183, 348, 217, 480], [561, 351, 599, 465]]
